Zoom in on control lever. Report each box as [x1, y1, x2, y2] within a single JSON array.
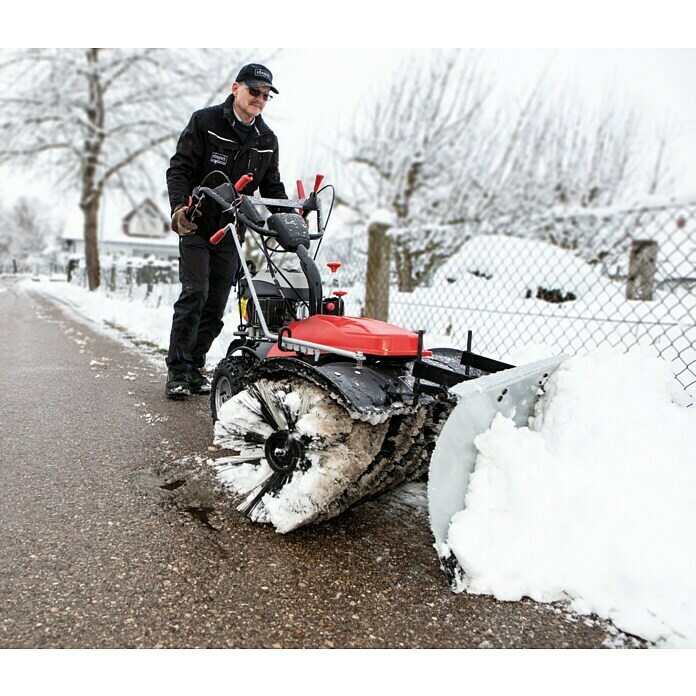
[[210, 174, 255, 245]]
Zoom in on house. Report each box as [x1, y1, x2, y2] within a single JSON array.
[[62, 197, 179, 262]]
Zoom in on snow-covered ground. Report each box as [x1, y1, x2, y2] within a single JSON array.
[[23, 233, 696, 648], [23, 276, 238, 372], [442, 347, 696, 648]]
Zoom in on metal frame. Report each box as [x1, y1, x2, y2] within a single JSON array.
[[225, 221, 365, 366]]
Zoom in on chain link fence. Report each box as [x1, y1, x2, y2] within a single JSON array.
[[30, 203, 693, 398], [318, 202, 695, 399], [68, 256, 181, 309]]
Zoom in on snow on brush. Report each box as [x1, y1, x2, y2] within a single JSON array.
[[211, 378, 388, 533], [446, 347, 696, 647]]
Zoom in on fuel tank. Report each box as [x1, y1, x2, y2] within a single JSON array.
[[267, 314, 433, 358]]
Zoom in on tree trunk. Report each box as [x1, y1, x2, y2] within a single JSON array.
[[394, 243, 416, 293], [81, 48, 105, 292], [81, 195, 101, 291], [364, 221, 392, 321]]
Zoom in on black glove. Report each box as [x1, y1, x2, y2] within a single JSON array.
[[171, 206, 200, 236]]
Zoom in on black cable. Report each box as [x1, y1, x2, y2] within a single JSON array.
[[235, 193, 314, 326], [317, 184, 336, 227], [199, 169, 233, 188], [272, 264, 310, 313], [243, 229, 307, 324], [313, 184, 336, 261], [263, 238, 309, 318]]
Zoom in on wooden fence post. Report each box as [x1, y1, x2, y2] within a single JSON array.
[[626, 240, 658, 301], [364, 221, 392, 321], [126, 262, 133, 298], [145, 261, 154, 299]]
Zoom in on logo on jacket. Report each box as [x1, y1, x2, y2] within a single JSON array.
[[211, 152, 228, 166]]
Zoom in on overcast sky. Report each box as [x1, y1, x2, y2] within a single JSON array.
[[4, 47, 693, 236], [271, 48, 696, 195], [2, 10, 695, 227]]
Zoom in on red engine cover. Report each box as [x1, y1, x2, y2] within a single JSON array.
[[267, 314, 432, 358]]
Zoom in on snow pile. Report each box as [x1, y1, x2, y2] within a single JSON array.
[[24, 278, 237, 368], [25, 278, 171, 347], [433, 234, 604, 296], [447, 348, 696, 647]]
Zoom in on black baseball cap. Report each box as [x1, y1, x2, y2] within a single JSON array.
[[235, 63, 279, 94]]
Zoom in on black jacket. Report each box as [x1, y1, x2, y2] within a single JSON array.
[[166, 94, 287, 240]]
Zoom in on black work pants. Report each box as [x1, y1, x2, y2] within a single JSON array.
[[166, 234, 239, 372]]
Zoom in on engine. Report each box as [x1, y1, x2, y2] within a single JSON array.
[[239, 269, 310, 332]]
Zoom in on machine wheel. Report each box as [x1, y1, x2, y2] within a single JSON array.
[[211, 374, 390, 532], [210, 352, 257, 422]]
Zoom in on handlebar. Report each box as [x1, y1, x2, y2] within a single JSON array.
[[234, 210, 322, 242], [237, 210, 277, 237], [195, 185, 235, 211], [195, 173, 327, 246]]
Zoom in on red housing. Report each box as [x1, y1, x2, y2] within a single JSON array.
[[267, 315, 432, 359]]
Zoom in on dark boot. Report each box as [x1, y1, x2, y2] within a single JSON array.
[[187, 367, 211, 394], [166, 369, 191, 399]]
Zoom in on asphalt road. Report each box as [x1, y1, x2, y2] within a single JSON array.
[[0, 278, 639, 648]]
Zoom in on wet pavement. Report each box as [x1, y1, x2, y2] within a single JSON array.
[[0, 278, 642, 648]]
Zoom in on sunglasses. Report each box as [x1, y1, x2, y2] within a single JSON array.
[[245, 85, 273, 101]]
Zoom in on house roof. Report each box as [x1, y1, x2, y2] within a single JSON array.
[[121, 197, 167, 224], [62, 195, 177, 249]]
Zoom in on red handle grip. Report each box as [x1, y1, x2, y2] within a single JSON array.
[[313, 174, 324, 192], [210, 228, 227, 245], [296, 180, 306, 215], [184, 195, 198, 220], [235, 174, 254, 192]]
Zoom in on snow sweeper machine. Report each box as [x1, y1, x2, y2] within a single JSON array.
[[188, 172, 565, 589]]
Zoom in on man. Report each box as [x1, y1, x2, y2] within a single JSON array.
[[165, 63, 287, 398]]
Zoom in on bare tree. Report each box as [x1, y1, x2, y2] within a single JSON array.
[[490, 89, 641, 214], [339, 51, 503, 291], [481, 84, 675, 262], [0, 197, 59, 271], [340, 50, 674, 292], [0, 48, 257, 289]]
